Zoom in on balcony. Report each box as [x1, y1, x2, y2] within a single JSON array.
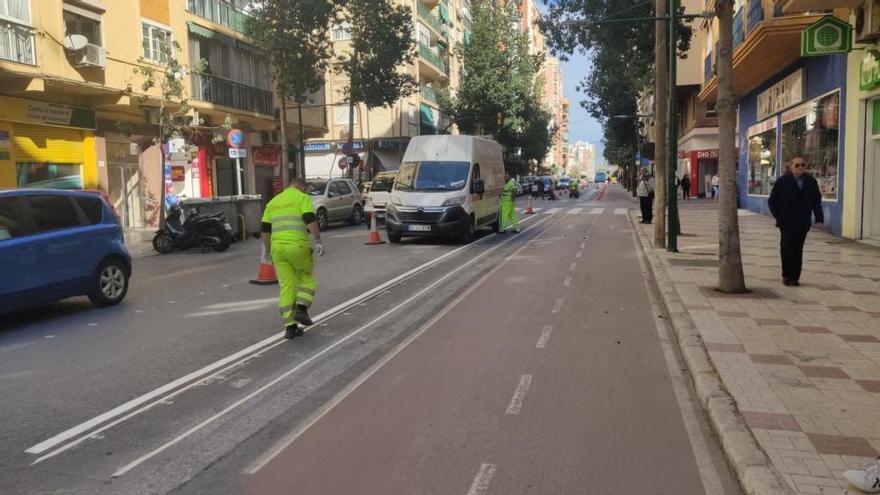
[[747, 0, 764, 32], [733, 9, 744, 49], [191, 73, 273, 115], [417, 2, 446, 38], [777, 0, 860, 15], [186, 0, 250, 35], [0, 18, 35, 65], [420, 84, 438, 103], [418, 42, 448, 80]]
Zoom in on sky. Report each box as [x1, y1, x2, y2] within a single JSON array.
[[559, 53, 605, 162]]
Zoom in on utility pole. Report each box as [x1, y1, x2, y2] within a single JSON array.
[[667, 0, 679, 252], [654, 0, 668, 248], [297, 103, 306, 179]]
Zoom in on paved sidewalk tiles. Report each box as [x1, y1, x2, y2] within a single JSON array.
[[634, 202, 880, 495]]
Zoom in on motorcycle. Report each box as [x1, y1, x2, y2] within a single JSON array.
[[152, 202, 233, 254]]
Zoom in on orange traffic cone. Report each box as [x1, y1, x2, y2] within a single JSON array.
[[365, 210, 386, 245], [525, 195, 535, 215], [249, 243, 278, 285]]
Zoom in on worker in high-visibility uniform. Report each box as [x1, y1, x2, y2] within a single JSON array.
[[500, 172, 520, 233], [261, 178, 324, 339]]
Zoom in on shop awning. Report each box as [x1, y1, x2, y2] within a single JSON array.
[[438, 4, 450, 24], [187, 21, 235, 46]]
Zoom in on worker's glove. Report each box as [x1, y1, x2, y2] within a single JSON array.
[[314, 241, 325, 257]]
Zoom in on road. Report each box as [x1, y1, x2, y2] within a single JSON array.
[[0, 184, 742, 494]]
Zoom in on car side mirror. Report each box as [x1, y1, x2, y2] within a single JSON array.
[[472, 179, 485, 195]]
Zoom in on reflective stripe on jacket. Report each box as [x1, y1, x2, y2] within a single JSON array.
[[261, 188, 315, 245], [502, 178, 518, 202]]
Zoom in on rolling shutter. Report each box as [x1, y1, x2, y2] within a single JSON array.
[[12, 124, 84, 163]]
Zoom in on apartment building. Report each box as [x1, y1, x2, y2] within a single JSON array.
[[543, 56, 567, 171], [0, 0, 325, 228]]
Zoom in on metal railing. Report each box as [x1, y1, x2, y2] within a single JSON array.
[[186, 0, 250, 35], [747, 0, 763, 32], [417, 2, 445, 36], [420, 84, 438, 103], [0, 18, 35, 65], [191, 73, 273, 115], [419, 43, 448, 74], [733, 8, 744, 49]]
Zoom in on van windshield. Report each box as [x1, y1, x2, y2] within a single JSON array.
[[395, 161, 470, 192], [371, 175, 395, 192]]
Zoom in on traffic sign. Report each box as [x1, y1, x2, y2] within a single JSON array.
[[229, 148, 248, 159], [338, 156, 350, 169], [227, 128, 245, 148]]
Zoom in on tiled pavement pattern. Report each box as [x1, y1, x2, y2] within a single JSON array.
[[635, 202, 880, 494]]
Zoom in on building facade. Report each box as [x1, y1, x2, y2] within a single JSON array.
[[543, 57, 567, 170]]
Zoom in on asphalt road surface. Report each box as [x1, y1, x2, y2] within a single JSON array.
[[0, 184, 742, 494]]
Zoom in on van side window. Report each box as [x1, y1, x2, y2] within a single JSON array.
[[75, 197, 103, 225], [0, 197, 26, 240], [28, 195, 81, 234]]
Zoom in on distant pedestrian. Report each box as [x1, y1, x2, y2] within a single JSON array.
[[680, 173, 691, 201], [535, 178, 545, 200], [637, 167, 655, 224], [711, 174, 720, 199], [767, 154, 824, 287]]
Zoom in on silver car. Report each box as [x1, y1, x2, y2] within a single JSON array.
[[306, 178, 364, 230]]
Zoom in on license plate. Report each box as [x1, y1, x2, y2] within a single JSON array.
[[224, 223, 232, 231], [406, 224, 431, 232]]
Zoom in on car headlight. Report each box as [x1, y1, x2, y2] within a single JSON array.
[[442, 195, 466, 207], [390, 195, 402, 206]]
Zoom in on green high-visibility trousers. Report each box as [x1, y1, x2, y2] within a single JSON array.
[[271, 243, 316, 328], [500, 200, 519, 232]]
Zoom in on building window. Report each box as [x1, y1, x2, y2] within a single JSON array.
[[141, 20, 171, 64], [334, 104, 358, 125], [0, 0, 30, 23], [780, 90, 840, 200], [747, 122, 777, 196], [63, 6, 102, 46], [332, 22, 351, 41], [0, 0, 34, 65]]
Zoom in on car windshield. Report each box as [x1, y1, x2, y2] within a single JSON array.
[[306, 181, 327, 195], [394, 161, 470, 192], [371, 175, 395, 192]]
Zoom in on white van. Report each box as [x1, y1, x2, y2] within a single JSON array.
[[386, 135, 504, 243]]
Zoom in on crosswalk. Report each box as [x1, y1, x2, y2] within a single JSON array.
[[514, 206, 631, 216]]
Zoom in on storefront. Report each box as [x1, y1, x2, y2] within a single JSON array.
[[678, 148, 722, 198], [0, 96, 98, 191], [737, 55, 846, 234]]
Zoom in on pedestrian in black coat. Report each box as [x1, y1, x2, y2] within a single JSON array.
[[767, 154, 824, 286]]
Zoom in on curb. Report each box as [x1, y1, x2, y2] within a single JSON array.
[[628, 212, 795, 495]]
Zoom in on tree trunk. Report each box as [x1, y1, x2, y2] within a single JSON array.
[[716, 0, 747, 292], [653, 0, 668, 247], [279, 85, 290, 181]]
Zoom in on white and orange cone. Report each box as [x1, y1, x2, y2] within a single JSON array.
[[249, 243, 278, 285], [365, 210, 386, 245], [525, 195, 535, 215]]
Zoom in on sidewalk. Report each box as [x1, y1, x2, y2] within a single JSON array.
[[633, 202, 880, 495], [124, 228, 157, 259]]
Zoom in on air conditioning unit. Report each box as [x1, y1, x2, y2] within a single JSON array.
[[74, 43, 106, 69], [855, 0, 880, 43]]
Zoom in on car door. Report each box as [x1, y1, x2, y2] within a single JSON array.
[[326, 181, 343, 221], [0, 195, 39, 310], [336, 180, 356, 219]]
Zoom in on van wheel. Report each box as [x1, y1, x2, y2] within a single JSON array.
[[460, 220, 475, 244], [388, 231, 402, 243], [88, 258, 129, 307], [316, 208, 329, 231]]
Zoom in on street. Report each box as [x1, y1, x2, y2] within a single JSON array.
[[0, 185, 741, 494]]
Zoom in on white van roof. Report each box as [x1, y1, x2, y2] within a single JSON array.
[[402, 135, 502, 163]]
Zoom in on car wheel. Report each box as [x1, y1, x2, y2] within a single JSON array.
[[152, 232, 174, 254], [88, 258, 129, 307], [388, 231, 402, 243], [316, 208, 329, 231], [348, 204, 363, 226]]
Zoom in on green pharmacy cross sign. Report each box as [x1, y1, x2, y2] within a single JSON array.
[[802, 16, 853, 57]]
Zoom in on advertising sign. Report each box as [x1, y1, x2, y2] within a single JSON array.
[[861, 50, 880, 91], [757, 69, 804, 120], [253, 146, 280, 166], [801, 16, 852, 57], [171, 166, 186, 182], [0, 96, 96, 129]]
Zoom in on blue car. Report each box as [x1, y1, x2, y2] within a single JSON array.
[[0, 189, 132, 314]]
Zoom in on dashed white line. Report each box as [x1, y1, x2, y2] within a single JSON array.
[[545, 207, 562, 214], [589, 208, 604, 214], [566, 207, 583, 215], [580, 242, 586, 249], [614, 208, 628, 215], [575, 251, 582, 258], [569, 262, 577, 273], [552, 297, 564, 313], [536, 325, 553, 349], [505, 375, 533, 415], [563, 276, 571, 287], [467, 463, 497, 495]]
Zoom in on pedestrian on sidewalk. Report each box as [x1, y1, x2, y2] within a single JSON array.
[[637, 167, 655, 224], [768, 153, 823, 287], [711, 174, 720, 200], [499, 172, 520, 233], [680, 173, 690, 201], [261, 177, 325, 339]]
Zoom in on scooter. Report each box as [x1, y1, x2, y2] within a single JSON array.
[[152, 202, 233, 254]]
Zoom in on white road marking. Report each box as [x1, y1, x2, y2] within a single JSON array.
[[45, 335, 55, 339], [109, 215, 559, 478], [566, 207, 583, 215], [536, 325, 553, 349], [505, 375, 533, 415], [614, 208, 628, 215], [569, 262, 577, 273], [575, 251, 582, 258], [26, 214, 547, 458], [545, 207, 562, 214], [580, 242, 586, 249], [134, 310, 144, 313], [467, 463, 497, 495], [589, 208, 604, 214], [552, 297, 564, 313], [530, 207, 542, 213], [563, 276, 571, 287]]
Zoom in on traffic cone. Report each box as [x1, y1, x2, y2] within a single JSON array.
[[525, 195, 535, 215], [365, 210, 386, 245], [249, 243, 278, 285]]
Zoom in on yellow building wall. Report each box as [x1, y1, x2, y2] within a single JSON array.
[[140, 0, 170, 25], [82, 132, 98, 189]]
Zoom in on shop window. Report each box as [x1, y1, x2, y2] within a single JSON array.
[[781, 90, 840, 200], [28, 195, 81, 233], [0, 197, 25, 240], [16, 163, 83, 189], [747, 127, 777, 196], [63, 8, 102, 47], [141, 20, 171, 64]]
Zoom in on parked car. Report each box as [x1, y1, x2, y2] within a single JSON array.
[[364, 171, 396, 227], [519, 175, 535, 195], [306, 178, 364, 230], [0, 189, 132, 313], [557, 176, 572, 190]]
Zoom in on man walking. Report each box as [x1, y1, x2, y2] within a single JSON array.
[[500, 172, 520, 233], [637, 167, 655, 224], [680, 173, 691, 201], [261, 178, 325, 338], [768, 154, 823, 287], [711, 174, 720, 200]]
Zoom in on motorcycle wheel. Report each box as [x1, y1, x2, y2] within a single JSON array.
[[152, 233, 175, 254], [212, 224, 232, 252]]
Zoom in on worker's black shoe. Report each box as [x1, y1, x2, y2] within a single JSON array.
[[284, 325, 303, 339], [294, 307, 313, 326]]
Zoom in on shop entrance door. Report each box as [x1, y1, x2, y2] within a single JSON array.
[[254, 165, 274, 205], [214, 157, 243, 196], [108, 163, 143, 228], [868, 136, 880, 241]]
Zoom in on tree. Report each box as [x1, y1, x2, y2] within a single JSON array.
[[654, 0, 668, 247], [715, 0, 747, 292], [247, 0, 337, 180], [336, 0, 416, 176]]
